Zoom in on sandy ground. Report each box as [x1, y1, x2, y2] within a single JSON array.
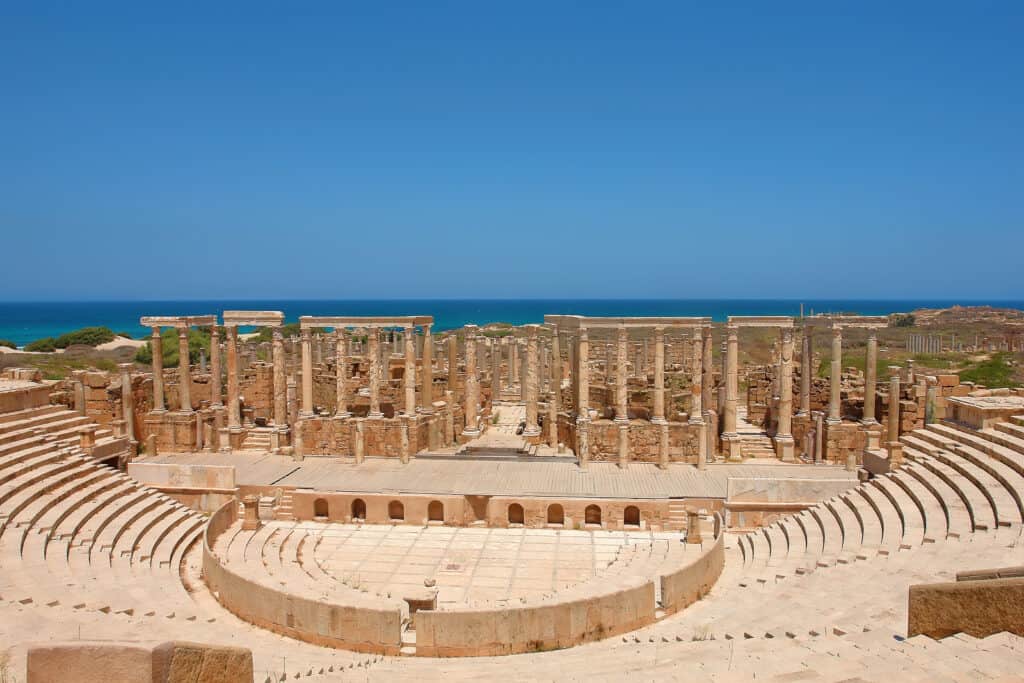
[[0, 337, 146, 353]]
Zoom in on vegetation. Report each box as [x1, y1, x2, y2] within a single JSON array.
[[24, 337, 57, 352], [0, 339, 16, 349], [135, 326, 214, 367], [15, 355, 117, 380], [817, 353, 891, 379], [958, 353, 1020, 388], [116, 330, 136, 339], [889, 313, 916, 328]]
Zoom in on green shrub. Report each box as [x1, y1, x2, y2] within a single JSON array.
[[25, 337, 57, 352], [116, 331, 136, 339], [959, 353, 1020, 388], [0, 339, 16, 349], [53, 326, 116, 348]]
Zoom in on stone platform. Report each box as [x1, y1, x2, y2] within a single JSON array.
[[138, 451, 856, 500]]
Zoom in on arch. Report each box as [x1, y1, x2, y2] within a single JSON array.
[[351, 498, 366, 521], [624, 505, 641, 527], [584, 504, 602, 525], [388, 500, 405, 521], [547, 503, 565, 525], [427, 500, 444, 522], [508, 503, 525, 525], [313, 498, 329, 518]]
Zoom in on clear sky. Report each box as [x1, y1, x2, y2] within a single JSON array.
[[2, 2, 1022, 301]]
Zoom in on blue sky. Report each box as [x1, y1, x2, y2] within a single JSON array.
[[1, 2, 1022, 300]]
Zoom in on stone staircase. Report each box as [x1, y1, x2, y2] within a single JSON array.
[[239, 426, 274, 452], [736, 407, 776, 459]]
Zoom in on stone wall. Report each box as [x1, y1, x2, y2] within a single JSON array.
[[908, 572, 1024, 639]]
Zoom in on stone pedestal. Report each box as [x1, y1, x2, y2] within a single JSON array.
[[241, 495, 261, 531], [617, 422, 629, 469], [657, 422, 669, 469], [686, 511, 703, 544]]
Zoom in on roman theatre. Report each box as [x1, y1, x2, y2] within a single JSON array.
[[3, 309, 1024, 680]]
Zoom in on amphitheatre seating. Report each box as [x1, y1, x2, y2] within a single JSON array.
[[2, 398, 1024, 679]]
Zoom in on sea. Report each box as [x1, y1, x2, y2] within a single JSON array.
[[1, 299, 1022, 348]]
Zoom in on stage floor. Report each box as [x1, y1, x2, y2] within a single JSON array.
[[140, 451, 856, 500]]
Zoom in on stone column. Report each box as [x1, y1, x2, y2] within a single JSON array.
[[657, 422, 669, 469], [119, 362, 135, 443], [524, 325, 541, 436], [862, 330, 878, 425], [690, 329, 704, 421], [300, 328, 314, 416], [335, 329, 349, 417], [701, 326, 713, 415], [490, 339, 502, 397], [519, 340, 527, 401], [419, 325, 434, 412], [547, 393, 558, 448], [799, 328, 812, 416], [507, 338, 515, 386], [368, 328, 382, 418], [462, 325, 480, 436], [209, 327, 222, 408], [403, 325, 416, 416], [550, 326, 562, 413], [652, 327, 666, 424], [272, 327, 287, 425], [828, 325, 842, 425], [177, 327, 192, 411], [400, 418, 410, 464], [617, 422, 629, 469], [722, 324, 741, 460], [354, 419, 365, 464], [150, 326, 165, 412], [447, 334, 458, 392], [577, 327, 589, 417], [775, 328, 795, 462], [813, 410, 824, 464], [615, 325, 629, 423], [887, 367, 901, 443], [226, 326, 241, 430]]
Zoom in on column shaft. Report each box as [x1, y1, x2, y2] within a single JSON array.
[[776, 328, 795, 461], [724, 325, 738, 434], [226, 326, 241, 429], [652, 327, 666, 423], [209, 327, 222, 407], [301, 328, 314, 416], [828, 325, 842, 424], [150, 327, 165, 412], [701, 327, 713, 414], [615, 325, 628, 422], [119, 363, 135, 442], [420, 325, 434, 411], [447, 334, 458, 392], [550, 327, 562, 413], [462, 326, 480, 435], [863, 331, 878, 424], [177, 327, 192, 411], [577, 329, 589, 416], [403, 325, 416, 416], [335, 329, 349, 416], [799, 328, 812, 415], [368, 328, 382, 417], [690, 330, 703, 422], [524, 325, 540, 435], [272, 328, 287, 425]]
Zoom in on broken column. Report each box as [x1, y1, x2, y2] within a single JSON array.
[[119, 362, 135, 444], [775, 328, 795, 462]]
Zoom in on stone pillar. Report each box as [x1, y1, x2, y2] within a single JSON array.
[[550, 326, 562, 413], [524, 325, 541, 436], [368, 328, 382, 418], [462, 326, 480, 436], [722, 324, 742, 461], [615, 325, 629, 423], [696, 419, 708, 470], [690, 330, 704, 422], [209, 327, 222, 408], [686, 511, 703, 544], [888, 367, 901, 443], [813, 410, 824, 464], [420, 325, 434, 412], [519, 340, 527, 401], [226, 326, 241, 430], [925, 377, 937, 425], [118, 363, 135, 443], [577, 327, 589, 417], [334, 329, 349, 417], [354, 419, 365, 464], [547, 393, 558, 448], [701, 327, 713, 416], [507, 338, 515, 386], [272, 327, 287, 426], [444, 390, 455, 446], [448, 334, 458, 392], [827, 325, 842, 425], [799, 328, 812, 416], [617, 422, 629, 469], [775, 328, 795, 462], [150, 327, 165, 413], [652, 327, 666, 424], [490, 339, 502, 397], [657, 422, 669, 469], [403, 325, 416, 416], [177, 327, 192, 411], [300, 328, 314, 416], [400, 418, 410, 464], [863, 330, 879, 425]]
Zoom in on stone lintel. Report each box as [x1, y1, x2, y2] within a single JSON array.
[[727, 316, 795, 328], [300, 315, 434, 329], [544, 315, 711, 330], [802, 315, 889, 329], [222, 310, 285, 327], [140, 315, 218, 328]]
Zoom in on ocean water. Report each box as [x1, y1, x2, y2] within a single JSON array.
[[1, 299, 1022, 347]]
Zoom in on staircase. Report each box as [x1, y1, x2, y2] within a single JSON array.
[[667, 499, 687, 531], [239, 426, 273, 452], [276, 490, 295, 521]]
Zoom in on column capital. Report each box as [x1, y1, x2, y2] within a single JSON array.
[[272, 326, 283, 342], [301, 327, 312, 341], [177, 326, 189, 339], [726, 323, 738, 339], [150, 326, 162, 338], [888, 365, 902, 378], [831, 324, 843, 338], [118, 362, 133, 372]]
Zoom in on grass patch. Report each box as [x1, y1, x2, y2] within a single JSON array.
[[958, 353, 1020, 388], [21, 356, 117, 380]]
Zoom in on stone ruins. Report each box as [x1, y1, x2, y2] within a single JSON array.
[[3, 309, 1023, 681]]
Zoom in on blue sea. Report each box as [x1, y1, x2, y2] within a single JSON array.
[[1, 299, 1022, 347]]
